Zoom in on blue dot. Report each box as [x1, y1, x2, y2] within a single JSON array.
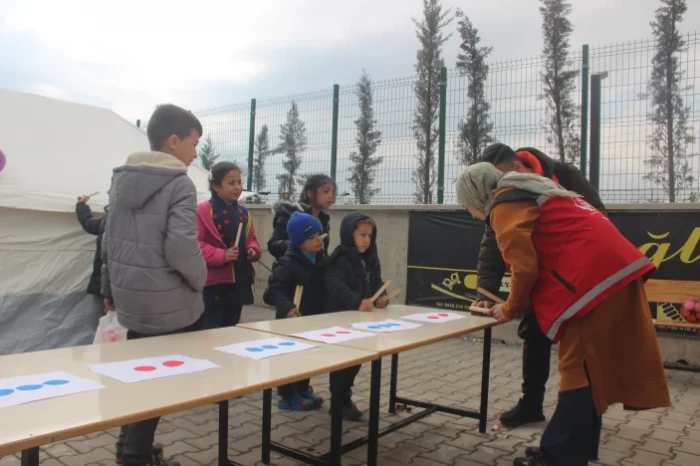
[[44, 379, 69, 386], [245, 347, 263, 352], [278, 342, 295, 346], [387, 323, 401, 327], [17, 384, 43, 391], [368, 325, 381, 330], [262, 345, 278, 350], [0, 389, 14, 397], [379, 324, 391, 328]]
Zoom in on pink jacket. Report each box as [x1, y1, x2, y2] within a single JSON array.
[[196, 200, 261, 287]]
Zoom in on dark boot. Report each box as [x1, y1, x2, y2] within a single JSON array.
[[513, 450, 554, 466], [329, 392, 363, 421], [499, 398, 545, 428], [116, 444, 164, 465]]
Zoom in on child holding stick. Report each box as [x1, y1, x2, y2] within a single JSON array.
[[196, 162, 261, 329], [323, 212, 388, 420], [263, 212, 325, 411]]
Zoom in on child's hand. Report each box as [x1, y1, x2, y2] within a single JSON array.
[[77, 195, 91, 204], [287, 307, 301, 318], [359, 299, 374, 312], [375, 296, 389, 309], [247, 248, 258, 261], [225, 247, 239, 262], [103, 298, 115, 313]]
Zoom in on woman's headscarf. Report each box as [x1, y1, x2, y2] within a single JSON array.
[[456, 162, 580, 214]]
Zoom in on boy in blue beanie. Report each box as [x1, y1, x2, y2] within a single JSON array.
[[263, 211, 326, 411]]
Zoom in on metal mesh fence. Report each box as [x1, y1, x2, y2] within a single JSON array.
[[191, 32, 699, 205]]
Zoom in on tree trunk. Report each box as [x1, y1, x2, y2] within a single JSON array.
[[666, 21, 676, 203]]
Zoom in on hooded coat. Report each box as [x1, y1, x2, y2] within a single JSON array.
[[75, 202, 107, 296], [324, 212, 385, 312], [267, 201, 330, 260], [101, 152, 207, 334]]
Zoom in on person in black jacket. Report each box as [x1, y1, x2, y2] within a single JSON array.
[[324, 212, 388, 420], [475, 143, 606, 428], [75, 192, 109, 325], [263, 211, 326, 411], [267, 174, 335, 261]]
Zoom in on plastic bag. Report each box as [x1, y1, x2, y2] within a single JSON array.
[[93, 311, 128, 344]]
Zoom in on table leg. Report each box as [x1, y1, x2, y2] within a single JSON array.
[[389, 353, 399, 414], [329, 371, 344, 466], [218, 401, 229, 466], [262, 389, 272, 465], [367, 358, 382, 466], [479, 327, 492, 434], [21, 448, 39, 466]]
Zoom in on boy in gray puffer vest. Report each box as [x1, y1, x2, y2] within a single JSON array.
[[101, 104, 207, 466]]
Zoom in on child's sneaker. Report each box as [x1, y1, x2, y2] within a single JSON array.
[[329, 398, 363, 421], [115, 443, 164, 465], [278, 395, 314, 411], [299, 388, 324, 408]]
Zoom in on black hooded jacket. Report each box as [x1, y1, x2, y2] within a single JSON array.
[[324, 212, 385, 312], [476, 147, 606, 301], [75, 202, 108, 296], [267, 201, 330, 260]]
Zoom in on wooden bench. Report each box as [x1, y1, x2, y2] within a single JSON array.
[[645, 279, 700, 331]]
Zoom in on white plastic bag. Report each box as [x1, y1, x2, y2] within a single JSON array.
[[93, 311, 128, 344]]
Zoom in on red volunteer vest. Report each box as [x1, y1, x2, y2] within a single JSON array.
[[490, 191, 655, 342]]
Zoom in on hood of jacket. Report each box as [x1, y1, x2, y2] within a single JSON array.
[[515, 147, 556, 179], [330, 212, 377, 263], [112, 151, 188, 210]]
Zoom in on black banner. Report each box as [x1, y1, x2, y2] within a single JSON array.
[[406, 209, 700, 334]]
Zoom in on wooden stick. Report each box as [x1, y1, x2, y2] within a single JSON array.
[[234, 223, 243, 247], [477, 287, 505, 304], [86, 191, 100, 197], [371, 280, 392, 303], [320, 233, 328, 240], [294, 285, 304, 310], [468, 305, 491, 315], [386, 289, 402, 301]]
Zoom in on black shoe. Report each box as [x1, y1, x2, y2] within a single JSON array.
[[116, 444, 164, 465], [499, 399, 545, 428], [513, 451, 553, 466], [328, 398, 364, 421]]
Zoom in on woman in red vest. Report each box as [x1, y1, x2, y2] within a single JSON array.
[[456, 163, 671, 466]]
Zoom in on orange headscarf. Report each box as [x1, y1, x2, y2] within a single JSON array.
[[515, 150, 559, 184]]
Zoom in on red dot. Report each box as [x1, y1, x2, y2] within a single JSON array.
[[427, 316, 439, 320], [215, 295, 220, 301], [213, 214, 218, 219], [321, 333, 336, 337], [224, 220, 230, 225], [163, 360, 184, 368], [438, 313, 449, 317], [134, 365, 156, 372], [336, 330, 350, 334], [223, 210, 228, 215], [217, 224, 223, 230]]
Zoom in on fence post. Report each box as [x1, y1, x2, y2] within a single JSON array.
[[437, 66, 447, 205], [589, 72, 608, 191], [330, 84, 340, 180], [580, 44, 589, 178], [247, 98, 256, 192], [136, 120, 141, 128]]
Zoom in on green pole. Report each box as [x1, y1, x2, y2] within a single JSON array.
[[580, 44, 590, 178], [247, 98, 256, 192], [437, 66, 447, 205], [330, 84, 339, 180]]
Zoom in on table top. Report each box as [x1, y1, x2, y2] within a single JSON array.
[[0, 326, 378, 455], [239, 304, 498, 357]]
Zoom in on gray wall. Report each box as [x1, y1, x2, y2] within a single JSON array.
[[247, 203, 700, 365]]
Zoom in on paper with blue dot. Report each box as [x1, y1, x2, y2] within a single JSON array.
[[0, 371, 105, 409], [351, 319, 423, 333], [215, 338, 316, 360]]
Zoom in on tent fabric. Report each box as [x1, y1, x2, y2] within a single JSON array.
[[0, 89, 236, 354]]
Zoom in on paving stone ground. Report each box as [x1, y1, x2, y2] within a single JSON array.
[[2, 306, 699, 466]]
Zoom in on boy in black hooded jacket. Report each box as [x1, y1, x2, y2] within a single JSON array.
[[324, 212, 388, 420]]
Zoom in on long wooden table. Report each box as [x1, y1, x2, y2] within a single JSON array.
[[240, 304, 499, 466], [0, 327, 378, 466]]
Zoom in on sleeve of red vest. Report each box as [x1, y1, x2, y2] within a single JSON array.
[[490, 201, 541, 319]]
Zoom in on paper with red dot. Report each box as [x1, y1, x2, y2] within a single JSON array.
[[292, 327, 375, 344], [401, 312, 466, 324], [88, 355, 219, 383]]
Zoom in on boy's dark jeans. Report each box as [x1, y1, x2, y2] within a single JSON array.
[[116, 318, 202, 466], [329, 365, 361, 400], [518, 312, 553, 409]]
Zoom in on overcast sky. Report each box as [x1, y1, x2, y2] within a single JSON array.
[[2, 0, 698, 123]]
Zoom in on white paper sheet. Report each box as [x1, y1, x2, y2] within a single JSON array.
[[0, 371, 105, 409], [400, 312, 466, 323], [351, 319, 423, 333], [215, 337, 316, 360], [293, 326, 375, 344], [88, 355, 219, 383]]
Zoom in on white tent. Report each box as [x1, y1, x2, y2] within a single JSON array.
[[0, 89, 214, 354]]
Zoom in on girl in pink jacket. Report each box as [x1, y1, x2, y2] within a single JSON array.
[[196, 162, 261, 329]]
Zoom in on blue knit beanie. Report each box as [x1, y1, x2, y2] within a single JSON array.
[[287, 211, 323, 248]]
